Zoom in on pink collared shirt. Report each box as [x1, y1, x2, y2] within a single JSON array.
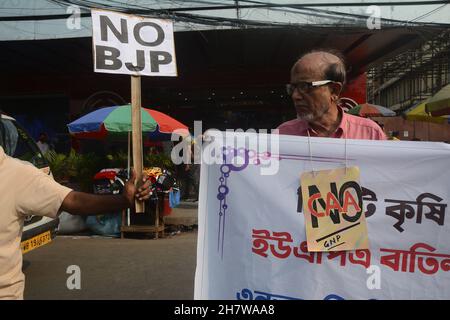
[[277, 110, 386, 140]]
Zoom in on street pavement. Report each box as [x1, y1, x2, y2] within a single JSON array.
[[23, 204, 199, 300], [165, 200, 199, 226]]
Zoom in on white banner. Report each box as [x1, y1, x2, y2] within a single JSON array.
[[194, 132, 450, 300], [91, 9, 177, 77]]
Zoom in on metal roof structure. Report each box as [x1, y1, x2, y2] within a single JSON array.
[[368, 29, 450, 111], [1, 0, 449, 40]]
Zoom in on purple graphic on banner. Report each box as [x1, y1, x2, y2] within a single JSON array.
[[217, 147, 251, 258]]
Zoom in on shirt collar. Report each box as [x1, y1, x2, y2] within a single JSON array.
[[336, 107, 349, 137]]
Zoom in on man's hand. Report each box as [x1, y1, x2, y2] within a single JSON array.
[[124, 169, 152, 206]]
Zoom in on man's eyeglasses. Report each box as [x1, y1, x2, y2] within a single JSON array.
[[286, 80, 334, 95]]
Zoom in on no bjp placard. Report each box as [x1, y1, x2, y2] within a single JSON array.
[[91, 9, 177, 77]]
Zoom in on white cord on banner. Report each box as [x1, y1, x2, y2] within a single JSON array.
[[307, 130, 316, 176], [344, 120, 349, 174]]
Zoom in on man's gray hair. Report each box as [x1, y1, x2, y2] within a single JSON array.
[[299, 49, 347, 86]]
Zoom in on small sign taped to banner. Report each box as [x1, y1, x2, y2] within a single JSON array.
[[301, 166, 369, 252]]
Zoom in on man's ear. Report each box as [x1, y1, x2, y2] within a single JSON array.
[[330, 82, 343, 96]]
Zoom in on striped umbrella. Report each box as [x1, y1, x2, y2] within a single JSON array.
[[68, 104, 188, 140], [347, 103, 396, 117]]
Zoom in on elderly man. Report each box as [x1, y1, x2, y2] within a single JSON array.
[[278, 50, 386, 140], [0, 134, 152, 299]]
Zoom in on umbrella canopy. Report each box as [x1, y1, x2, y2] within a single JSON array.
[[404, 100, 448, 124], [347, 103, 396, 117], [426, 84, 450, 116], [68, 105, 189, 140]]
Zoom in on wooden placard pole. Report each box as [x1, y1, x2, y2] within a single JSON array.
[[131, 75, 145, 213]]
